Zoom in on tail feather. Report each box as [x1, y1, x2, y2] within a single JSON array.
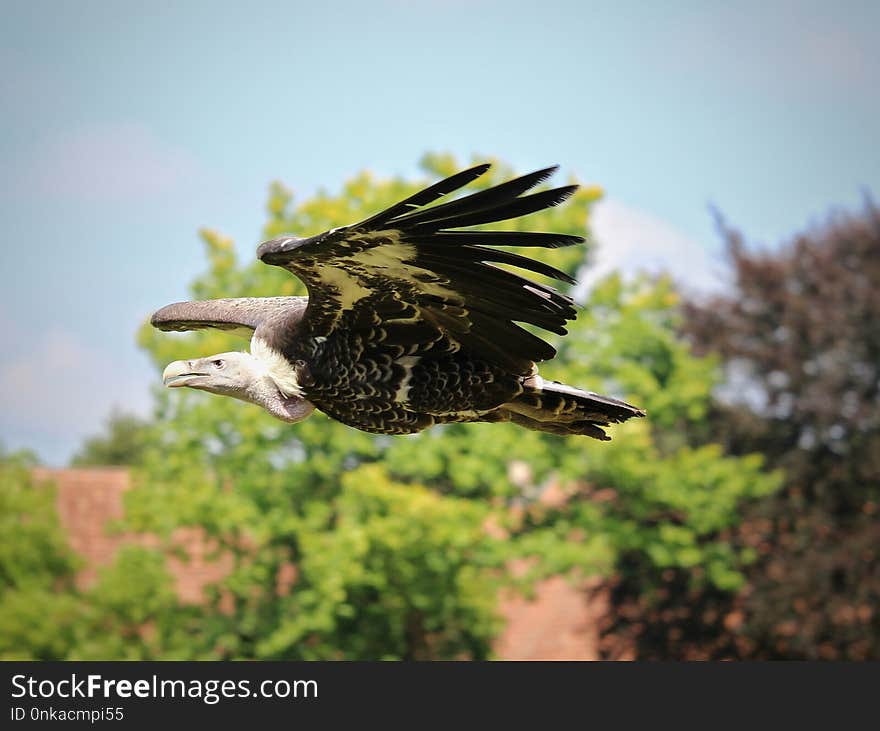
[[500, 378, 645, 440]]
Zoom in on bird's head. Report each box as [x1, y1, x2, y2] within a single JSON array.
[[162, 352, 254, 396], [162, 351, 315, 423]]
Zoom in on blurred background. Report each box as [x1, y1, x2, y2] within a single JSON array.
[[1, 0, 878, 659]]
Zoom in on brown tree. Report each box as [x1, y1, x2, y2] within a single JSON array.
[[679, 202, 880, 659], [685, 203, 880, 508]]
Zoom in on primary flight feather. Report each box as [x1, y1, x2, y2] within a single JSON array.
[[151, 164, 645, 439]]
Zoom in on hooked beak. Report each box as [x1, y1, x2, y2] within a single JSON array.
[[162, 360, 206, 387]]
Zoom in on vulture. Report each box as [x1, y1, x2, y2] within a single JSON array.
[[151, 164, 645, 439]]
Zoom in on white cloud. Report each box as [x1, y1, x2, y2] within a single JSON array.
[[20, 122, 205, 200], [580, 198, 726, 295]]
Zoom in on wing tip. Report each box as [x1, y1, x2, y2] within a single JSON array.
[[534, 164, 560, 182], [461, 162, 492, 185], [552, 184, 579, 205], [456, 162, 492, 182], [552, 234, 586, 249]]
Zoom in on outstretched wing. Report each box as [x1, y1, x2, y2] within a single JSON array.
[[151, 297, 308, 338], [256, 165, 583, 375]]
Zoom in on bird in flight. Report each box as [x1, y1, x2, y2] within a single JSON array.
[[151, 164, 645, 439]]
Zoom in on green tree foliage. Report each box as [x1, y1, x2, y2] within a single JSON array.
[[533, 275, 775, 591], [0, 451, 82, 659], [118, 155, 779, 659], [70, 410, 153, 467], [0, 449, 189, 660], [71, 547, 192, 660]]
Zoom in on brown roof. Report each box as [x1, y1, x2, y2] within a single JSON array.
[[33, 467, 602, 659], [496, 576, 605, 660]]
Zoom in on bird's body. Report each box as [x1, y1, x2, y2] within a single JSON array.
[[153, 164, 645, 439], [267, 310, 520, 435]]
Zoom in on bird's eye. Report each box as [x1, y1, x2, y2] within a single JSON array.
[[212, 359, 225, 369]]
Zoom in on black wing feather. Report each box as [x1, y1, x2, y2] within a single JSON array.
[[258, 165, 585, 374], [356, 163, 492, 230], [416, 243, 576, 284], [409, 186, 578, 232], [389, 166, 558, 228], [408, 231, 584, 248]]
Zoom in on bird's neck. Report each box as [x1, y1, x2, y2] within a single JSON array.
[[246, 376, 315, 423]]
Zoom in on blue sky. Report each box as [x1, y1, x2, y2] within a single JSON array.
[[1, 0, 878, 464]]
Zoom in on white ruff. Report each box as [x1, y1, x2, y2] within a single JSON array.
[[250, 337, 303, 397]]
